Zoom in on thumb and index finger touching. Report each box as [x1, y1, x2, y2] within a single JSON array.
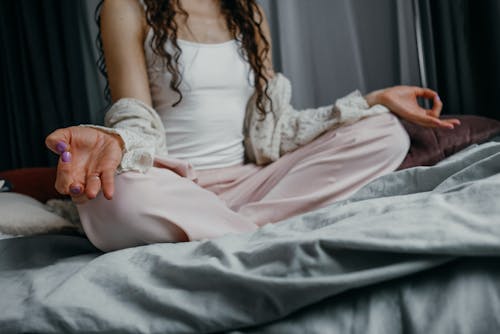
[[415, 88, 461, 129], [415, 88, 442, 118], [46, 127, 116, 201]]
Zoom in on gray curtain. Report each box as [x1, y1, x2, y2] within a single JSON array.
[[259, 0, 422, 109]]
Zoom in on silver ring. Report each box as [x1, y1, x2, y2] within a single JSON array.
[[88, 174, 101, 181]]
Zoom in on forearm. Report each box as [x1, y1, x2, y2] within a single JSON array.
[[364, 89, 386, 107]]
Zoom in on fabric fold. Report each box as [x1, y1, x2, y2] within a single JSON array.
[[83, 73, 391, 172]]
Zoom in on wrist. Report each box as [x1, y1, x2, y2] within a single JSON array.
[[365, 89, 385, 107], [109, 133, 125, 152], [80, 125, 125, 151]]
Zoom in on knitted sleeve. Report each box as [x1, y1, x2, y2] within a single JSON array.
[[80, 98, 167, 173], [244, 73, 390, 165], [280, 90, 389, 154]]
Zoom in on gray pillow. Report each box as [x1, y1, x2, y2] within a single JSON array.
[[0, 193, 78, 236]]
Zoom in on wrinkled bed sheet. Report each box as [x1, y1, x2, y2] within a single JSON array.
[[1, 139, 500, 333]]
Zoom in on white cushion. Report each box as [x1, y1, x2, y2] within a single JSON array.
[[0, 193, 77, 236]]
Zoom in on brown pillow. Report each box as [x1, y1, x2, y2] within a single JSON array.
[[0, 167, 66, 203], [397, 115, 500, 170]]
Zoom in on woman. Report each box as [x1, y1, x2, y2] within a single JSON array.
[[46, 0, 460, 251]]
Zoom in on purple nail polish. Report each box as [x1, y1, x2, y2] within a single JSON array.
[[56, 141, 67, 153], [436, 95, 441, 102], [61, 151, 72, 163], [70, 186, 82, 195]]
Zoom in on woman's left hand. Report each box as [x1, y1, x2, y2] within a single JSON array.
[[365, 86, 461, 129]]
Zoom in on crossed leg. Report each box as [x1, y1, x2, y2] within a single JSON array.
[[77, 113, 410, 251]]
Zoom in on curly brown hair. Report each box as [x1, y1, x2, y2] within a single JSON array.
[[95, 0, 272, 117]]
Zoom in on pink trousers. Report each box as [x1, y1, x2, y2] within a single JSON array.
[[77, 113, 410, 251]]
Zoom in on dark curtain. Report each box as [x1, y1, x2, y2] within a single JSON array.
[[0, 0, 105, 171], [418, 0, 500, 120]]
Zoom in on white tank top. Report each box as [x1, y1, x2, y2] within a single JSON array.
[[143, 27, 255, 170]]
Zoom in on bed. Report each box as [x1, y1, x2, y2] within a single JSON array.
[[0, 116, 499, 333]]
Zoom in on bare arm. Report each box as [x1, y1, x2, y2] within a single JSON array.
[[101, 0, 152, 104], [45, 0, 153, 201]]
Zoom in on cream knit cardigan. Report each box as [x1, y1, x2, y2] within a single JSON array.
[[84, 73, 389, 173]]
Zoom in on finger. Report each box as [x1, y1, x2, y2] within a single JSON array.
[[440, 119, 460, 129], [69, 183, 84, 196], [443, 118, 461, 126], [70, 183, 89, 205], [429, 94, 443, 118], [434, 119, 455, 129], [85, 173, 102, 200], [416, 114, 448, 129], [409, 119, 438, 129], [67, 158, 86, 197], [46, 128, 71, 155], [54, 152, 75, 195], [416, 87, 438, 100], [416, 88, 441, 114], [413, 88, 441, 117], [415, 106, 456, 129], [430, 116, 460, 129], [425, 115, 454, 129], [423, 119, 443, 129], [100, 169, 116, 200]]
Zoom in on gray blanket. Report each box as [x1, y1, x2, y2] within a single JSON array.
[[237, 257, 500, 334], [1, 140, 500, 333]]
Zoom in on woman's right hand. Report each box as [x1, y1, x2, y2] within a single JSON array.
[[46, 127, 124, 203]]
